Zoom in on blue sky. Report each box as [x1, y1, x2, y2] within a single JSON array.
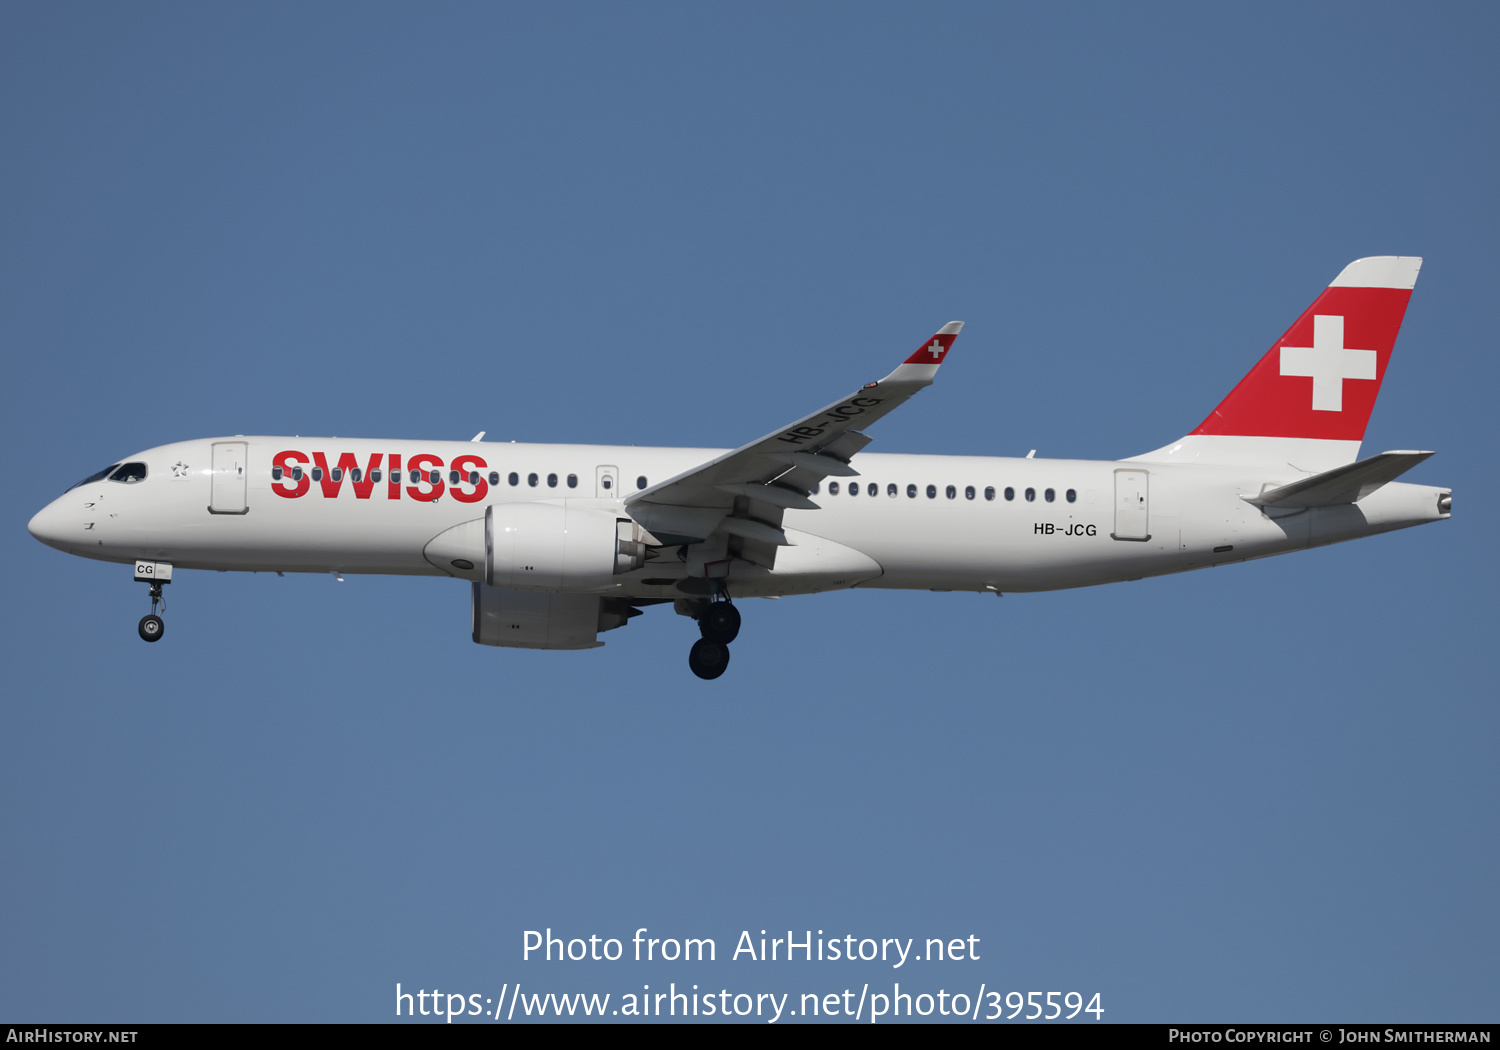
[[3, 2, 1496, 1023]]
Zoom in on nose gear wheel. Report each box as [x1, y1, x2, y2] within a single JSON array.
[[137, 580, 166, 643]]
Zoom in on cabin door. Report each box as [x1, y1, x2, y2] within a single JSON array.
[[1111, 469, 1149, 541], [210, 441, 249, 514]]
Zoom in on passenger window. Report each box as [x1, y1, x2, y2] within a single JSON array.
[[410, 469, 420, 484], [429, 470, 441, 485], [907, 484, 917, 498], [985, 486, 995, 501], [489, 471, 499, 486], [547, 473, 557, 488], [602, 476, 613, 490], [351, 468, 362, 483], [449, 470, 460, 485], [331, 468, 343, 482], [292, 467, 303, 482], [508, 472, 519, 486], [829, 482, 840, 495], [371, 470, 382, 483], [926, 484, 937, 499], [850, 483, 858, 496], [1045, 488, 1055, 503], [470, 471, 480, 485], [1025, 487, 1035, 502], [637, 475, 648, 489], [312, 468, 324, 482], [567, 474, 577, 488], [887, 483, 897, 497], [528, 473, 538, 487], [1066, 488, 1077, 503], [1004, 486, 1014, 501], [811, 483, 820, 494], [867, 483, 877, 497], [271, 466, 283, 481], [946, 485, 956, 499], [965, 485, 975, 500]]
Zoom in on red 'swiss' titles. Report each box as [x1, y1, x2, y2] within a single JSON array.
[[271, 451, 491, 503]]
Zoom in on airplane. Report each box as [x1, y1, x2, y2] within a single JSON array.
[[28, 256, 1450, 680]]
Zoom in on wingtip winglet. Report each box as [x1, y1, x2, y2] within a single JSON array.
[[902, 323, 963, 365]]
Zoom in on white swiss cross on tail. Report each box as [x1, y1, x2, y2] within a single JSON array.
[[1279, 315, 1377, 412]]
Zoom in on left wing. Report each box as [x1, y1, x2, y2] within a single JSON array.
[[625, 322, 963, 566]]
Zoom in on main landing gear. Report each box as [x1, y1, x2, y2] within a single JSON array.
[[687, 598, 740, 680], [134, 560, 172, 643], [688, 638, 728, 679]]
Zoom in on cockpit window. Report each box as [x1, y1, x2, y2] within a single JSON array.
[[68, 464, 121, 491], [109, 462, 147, 484]]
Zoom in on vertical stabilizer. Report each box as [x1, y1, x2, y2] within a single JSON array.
[[1132, 257, 1421, 472]]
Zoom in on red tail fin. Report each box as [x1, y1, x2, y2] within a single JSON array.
[[1193, 257, 1421, 442]]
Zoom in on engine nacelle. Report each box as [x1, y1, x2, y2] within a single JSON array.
[[485, 503, 647, 592], [471, 585, 641, 650]]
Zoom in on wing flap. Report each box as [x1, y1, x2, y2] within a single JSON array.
[[715, 483, 820, 510]]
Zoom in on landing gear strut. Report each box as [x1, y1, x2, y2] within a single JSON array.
[[687, 596, 739, 679], [138, 583, 165, 643], [134, 560, 172, 643]]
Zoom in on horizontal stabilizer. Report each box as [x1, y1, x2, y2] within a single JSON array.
[[1248, 451, 1434, 508]]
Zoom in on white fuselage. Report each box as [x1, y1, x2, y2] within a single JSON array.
[[29, 436, 1450, 600]]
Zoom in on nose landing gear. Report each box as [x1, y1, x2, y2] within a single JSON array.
[[133, 560, 172, 643], [686, 597, 740, 679], [138, 608, 164, 642]]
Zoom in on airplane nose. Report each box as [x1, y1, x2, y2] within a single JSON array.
[[28, 498, 74, 552]]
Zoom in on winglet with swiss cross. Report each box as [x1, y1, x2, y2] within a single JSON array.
[[904, 322, 964, 365], [879, 321, 964, 386]]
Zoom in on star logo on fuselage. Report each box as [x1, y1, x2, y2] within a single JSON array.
[[171, 461, 189, 478]]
